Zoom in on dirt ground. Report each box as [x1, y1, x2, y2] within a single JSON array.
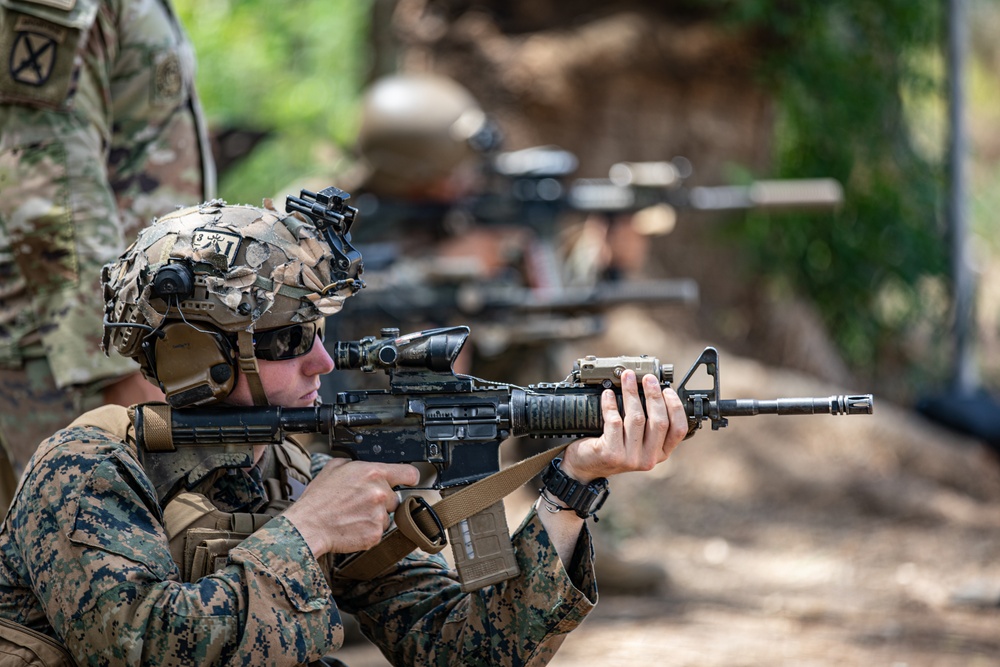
[[334, 306, 1000, 666]]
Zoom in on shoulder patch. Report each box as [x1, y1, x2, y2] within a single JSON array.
[[0, 0, 98, 109], [9, 15, 67, 87]]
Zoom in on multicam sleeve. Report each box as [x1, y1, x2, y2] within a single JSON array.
[[333, 507, 598, 666], [0, 0, 138, 386], [11, 428, 341, 666], [0, 106, 138, 386]]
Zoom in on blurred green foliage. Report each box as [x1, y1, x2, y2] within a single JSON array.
[[174, 0, 372, 204], [717, 1, 951, 389]]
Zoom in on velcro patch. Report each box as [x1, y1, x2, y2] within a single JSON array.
[[151, 49, 182, 106], [192, 228, 243, 267]]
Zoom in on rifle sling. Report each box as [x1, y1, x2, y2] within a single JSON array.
[[337, 442, 570, 581]]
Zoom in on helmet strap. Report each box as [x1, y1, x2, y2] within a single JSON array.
[[237, 330, 270, 406]]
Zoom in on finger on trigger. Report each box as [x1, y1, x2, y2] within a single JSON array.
[[385, 463, 421, 488]]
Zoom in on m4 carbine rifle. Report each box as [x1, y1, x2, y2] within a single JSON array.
[[132, 326, 872, 592]]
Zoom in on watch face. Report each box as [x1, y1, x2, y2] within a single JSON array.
[[584, 480, 610, 514]]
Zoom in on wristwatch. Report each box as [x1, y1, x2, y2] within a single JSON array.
[[540, 458, 610, 520]]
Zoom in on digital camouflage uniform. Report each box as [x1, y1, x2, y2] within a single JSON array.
[[0, 0, 214, 486], [0, 418, 597, 666]]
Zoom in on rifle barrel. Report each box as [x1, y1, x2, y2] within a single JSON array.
[[717, 394, 873, 417], [688, 179, 843, 211]]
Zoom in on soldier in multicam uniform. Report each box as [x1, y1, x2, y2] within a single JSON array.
[[0, 197, 688, 665], [0, 0, 214, 508]]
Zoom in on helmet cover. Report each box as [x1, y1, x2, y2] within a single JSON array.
[[102, 196, 363, 405]]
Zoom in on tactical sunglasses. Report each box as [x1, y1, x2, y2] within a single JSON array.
[[252, 319, 325, 361]]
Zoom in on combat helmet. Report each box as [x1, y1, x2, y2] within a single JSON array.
[[357, 73, 500, 197], [102, 188, 363, 408]]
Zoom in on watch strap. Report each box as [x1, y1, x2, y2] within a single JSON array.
[[541, 458, 609, 519]]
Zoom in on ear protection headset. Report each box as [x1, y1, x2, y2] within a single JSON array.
[[140, 263, 241, 407]]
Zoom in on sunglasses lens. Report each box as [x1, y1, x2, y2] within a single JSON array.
[[253, 319, 324, 361]]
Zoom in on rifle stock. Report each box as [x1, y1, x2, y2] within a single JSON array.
[[133, 326, 873, 590]]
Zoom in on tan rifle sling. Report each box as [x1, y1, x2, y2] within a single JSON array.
[[338, 442, 570, 581], [65, 407, 562, 588]]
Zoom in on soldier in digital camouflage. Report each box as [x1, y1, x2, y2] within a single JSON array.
[[0, 197, 689, 665], [0, 0, 214, 509]]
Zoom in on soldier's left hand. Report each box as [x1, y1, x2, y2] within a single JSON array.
[[560, 369, 687, 483]]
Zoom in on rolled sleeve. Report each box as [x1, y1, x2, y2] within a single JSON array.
[[335, 506, 597, 666]]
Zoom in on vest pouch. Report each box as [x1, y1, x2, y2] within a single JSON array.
[[183, 528, 253, 582], [188, 533, 250, 582], [162, 441, 313, 582], [164, 492, 281, 582], [0, 617, 74, 666]]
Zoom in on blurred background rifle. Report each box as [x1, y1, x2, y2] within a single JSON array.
[[341, 146, 842, 357]]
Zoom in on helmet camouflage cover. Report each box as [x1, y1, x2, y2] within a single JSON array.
[[102, 194, 363, 406]]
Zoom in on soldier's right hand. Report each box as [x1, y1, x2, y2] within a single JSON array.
[[283, 459, 420, 556]]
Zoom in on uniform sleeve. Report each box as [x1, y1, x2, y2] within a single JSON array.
[[0, 106, 139, 385], [7, 428, 341, 667], [0, 0, 141, 385], [332, 508, 598, 666]]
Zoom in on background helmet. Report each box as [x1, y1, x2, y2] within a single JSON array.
[[103, 196, 362, 407], [356, 73, 498, 197]]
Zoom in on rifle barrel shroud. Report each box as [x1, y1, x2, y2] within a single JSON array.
[[134, 326, 872, 590]]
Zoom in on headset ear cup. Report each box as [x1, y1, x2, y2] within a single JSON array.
[[153, 323, 237, 407]]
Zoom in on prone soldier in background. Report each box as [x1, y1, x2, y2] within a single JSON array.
[[0, 0, 215, 510], [0, 196, 690, 665]]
